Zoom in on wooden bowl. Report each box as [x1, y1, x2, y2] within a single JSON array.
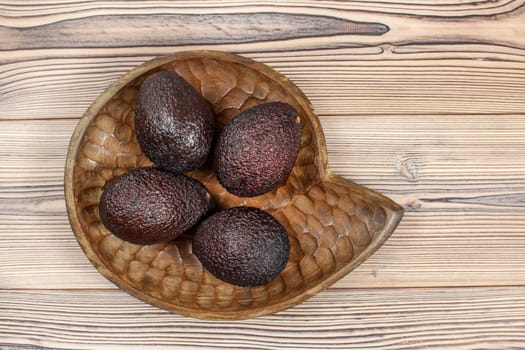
[[65, 51, 403, 320]]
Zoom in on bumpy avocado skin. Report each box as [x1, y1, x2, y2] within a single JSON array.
[[135, 70, 215, 174], [99, 167, 212, 245], [193, 206, 290, 287], [215, 102, 302, 197]]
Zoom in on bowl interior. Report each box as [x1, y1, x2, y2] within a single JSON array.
[[69, 52, 327, 317]]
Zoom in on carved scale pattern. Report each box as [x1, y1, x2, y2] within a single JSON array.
[[71, 54, 403, 318]]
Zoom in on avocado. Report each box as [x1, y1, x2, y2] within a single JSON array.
[[99, 167, 212, 245], [135, 70, 215, 174], [215, 102, 302, 197], [193, 206, 290, 287]]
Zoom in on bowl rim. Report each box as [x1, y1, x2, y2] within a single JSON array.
[[64, 50, 401, 320]]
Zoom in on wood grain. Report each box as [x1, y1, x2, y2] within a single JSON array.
[[1, 0, 524, 57], [1, 288, 525, 349], [1, 0, 525, 347], [0, 0, 523, 17], [0, 13, 388, 50], [2, 48, 525, 119]]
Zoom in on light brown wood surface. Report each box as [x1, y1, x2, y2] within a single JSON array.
[[1, 0, 524, 348]]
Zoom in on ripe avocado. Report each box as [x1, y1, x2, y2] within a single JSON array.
[[135, 70, 215, 174], [215, 102, 302, 197], [193, 206, 290, 287], [99, 167, 212, 245]]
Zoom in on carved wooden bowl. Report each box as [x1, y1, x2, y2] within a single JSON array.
[[65, 51, 403, 320]]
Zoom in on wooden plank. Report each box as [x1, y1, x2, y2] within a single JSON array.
[[3, 212, 525, 289], [1, 2, 524, 52], [1, 118, 524, 289], [323, 115, 525, 193], [3, 117, 524, 203], [0, 0, 522, 18], [1, 287, 524, 349], [1, 47, 524, 119]]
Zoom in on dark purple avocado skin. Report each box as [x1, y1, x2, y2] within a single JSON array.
[[193, 207, 290, 287], [99, 167, 212, 245], [135, 70, 215, 174], [215, 102, 302, 197]]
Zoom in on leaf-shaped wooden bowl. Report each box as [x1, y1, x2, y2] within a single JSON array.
[[65, 51, 403, 320]]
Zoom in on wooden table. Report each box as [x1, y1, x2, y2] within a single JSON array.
[[1, 1, 525, 349]]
